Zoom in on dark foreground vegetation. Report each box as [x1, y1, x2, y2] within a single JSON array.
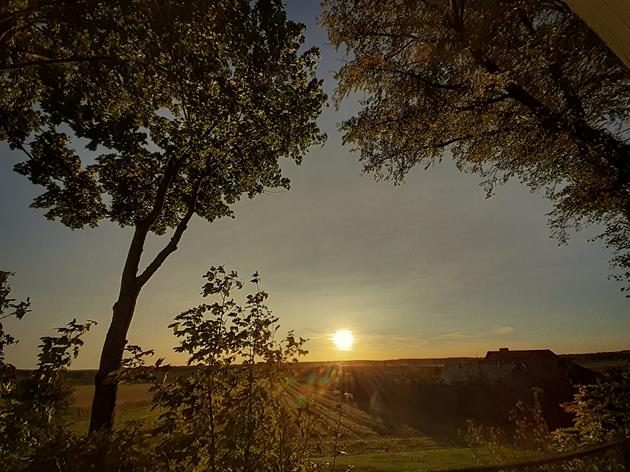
[[1, 269, 327, 471], [2, 271, 630, 471]]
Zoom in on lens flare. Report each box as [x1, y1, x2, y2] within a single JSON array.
[[332, 329, 354, 351]]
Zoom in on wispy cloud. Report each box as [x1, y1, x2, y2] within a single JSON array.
[[433, 331, 470, 340], [490, 326, 514, 336], [425, 326, 515, 343]]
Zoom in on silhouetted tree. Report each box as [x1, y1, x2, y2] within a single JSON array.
[[559, 371, 630, 446], [322, 0, 630, 291], [0, 269, 321, 471], [154, 267, 312, 471], [1, 0, 325, 431]]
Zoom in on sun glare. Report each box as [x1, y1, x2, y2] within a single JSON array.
[[332, 329, 354, 351]]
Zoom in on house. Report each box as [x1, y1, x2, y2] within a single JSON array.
[[483, 348, 600, 385], [440, 348, 600, 386], [441, 362, 516, 385], [436, 348, 602, 429]]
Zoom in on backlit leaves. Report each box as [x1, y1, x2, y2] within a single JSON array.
[[322, 0, 630, 292], [157, 267, 312, 470], [2, 0, 326, 235]]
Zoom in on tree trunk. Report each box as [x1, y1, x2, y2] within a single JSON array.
[[89, 281, 141, 431], [86, 181, 196, 431], [88, 225, 148, 432]]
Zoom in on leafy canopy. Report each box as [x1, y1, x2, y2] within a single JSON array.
[[322, 0, 630, 291], [2, 0, 326, 233]]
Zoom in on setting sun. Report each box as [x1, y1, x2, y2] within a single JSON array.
[[332, 330, 354, 351]]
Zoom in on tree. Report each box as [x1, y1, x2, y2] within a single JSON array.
[[1, 318, 96, 469], [1, 0, 326, 431], [153, 267, 314, 471], [464, 385, 628, 469], [322, 0, 630, 291], [0, 268, 322, 471], [557, 371, 630, 447]]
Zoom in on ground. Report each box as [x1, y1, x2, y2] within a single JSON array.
[[59, 356, 629, 471], [66, 383, 493, 471]]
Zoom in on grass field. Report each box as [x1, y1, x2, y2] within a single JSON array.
[[64, 383, 495, 471], [65, 357, 630, 471], [52, 357, 630, 469], [67, 384, 157, 433]]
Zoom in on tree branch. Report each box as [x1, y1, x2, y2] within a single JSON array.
[[434, 136, 468, 148], [356, 30, 421, 42], [139, 159, 179, 228], [140, 121, 220, 229], [0, 55, 121, 72], [121, 224, 151, 291], [366, 65, 462, 90], [471, 51, 630, 194], [136, 178, 204, 288], [455, 93, 511, 111], [433, 127, 513, 149], [384, 37, 417, 60]]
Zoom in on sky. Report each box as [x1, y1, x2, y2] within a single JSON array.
[[1, 1, 629, 369]]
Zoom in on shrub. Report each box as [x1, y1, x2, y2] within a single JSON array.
[[0, 268, 324, 471], [464, 385, 628, 471]]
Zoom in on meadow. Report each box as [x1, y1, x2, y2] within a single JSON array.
[[57, 363, 520, 472], [54, 355, 629, 470], [66, 382, 488, 471]]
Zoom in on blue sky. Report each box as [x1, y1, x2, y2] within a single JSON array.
[[1, 1, 628, 368]]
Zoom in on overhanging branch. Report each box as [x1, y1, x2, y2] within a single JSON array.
[[367, 65, 462, 90], [455, 93, 511, 111], [0, 55, 121, 72]]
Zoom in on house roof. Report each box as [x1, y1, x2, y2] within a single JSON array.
[[484, 348, 558, 364]]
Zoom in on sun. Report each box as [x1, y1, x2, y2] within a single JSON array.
[[332, 329, 354, 351]]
